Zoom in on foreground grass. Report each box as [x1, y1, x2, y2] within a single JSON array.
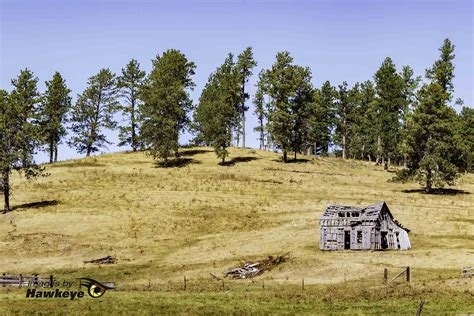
[[0, 147, 472, 314], [1, 276, 472, 315]]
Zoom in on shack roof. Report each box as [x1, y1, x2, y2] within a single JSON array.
[[320, 201, 386, 220], [320, 201, 410, 232]]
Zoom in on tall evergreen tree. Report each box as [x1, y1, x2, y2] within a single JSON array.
[[308, 81, 335, 156], [141, 50, 196, 164], [261, 52, 313, 162], [458, 106, 474, 173], [253, 82, 266, 150], [40, 72, 71, 163], [68, 69, 118, 156], [395, 39, 463, 192], [194, 54, 240, 164], [398, 65, 420, 166], [236, 47, 257, 148], [117, 59, 146, 152], [357, 80, 378, 161], [373, 57, 404, 170], [334, 81, 353, 159], [0, 70, 44, 212]]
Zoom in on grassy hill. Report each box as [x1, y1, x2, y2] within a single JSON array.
[[0, 147, 473, 314]]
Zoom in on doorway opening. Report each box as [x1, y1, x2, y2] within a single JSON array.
[[381, 231, 388, 249], [344, 231, 351, 250]]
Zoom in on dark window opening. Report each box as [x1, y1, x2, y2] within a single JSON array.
[[357, 231, 362, 243]]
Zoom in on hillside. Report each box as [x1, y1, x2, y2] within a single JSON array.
[[0, 147, 473, 314]]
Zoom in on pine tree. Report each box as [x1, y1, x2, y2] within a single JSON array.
[[194, 54, 240, 164], [395, 39, 463, 192], [141, 50, 196, 165], [334, 81, 353, 159], [253, 82, 266, 150], [40, 72, 71, 163], [308, 81, 335, 157], [373, 57, 404, 170], [458, 107, 474, 173], [117, 59, 146, 152], [261, 52, 313, 162], [398, 66, 420, 166], [358, 80, 378, 161], [0, 70, 44, 212], [236, 47, 257, 148], [68, 69, 118, 156]]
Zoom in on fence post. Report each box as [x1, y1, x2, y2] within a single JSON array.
[[262, 280, 264, 289], [183, 276, 187, 291], [50, 275, 54, 288], [384, 268, 388, 283], [416, 300, 426, 316], [406, 266, 411, 283], [19, 274, 22, 288], [2, 273, 5, 287], [302, 278, 304, 291]]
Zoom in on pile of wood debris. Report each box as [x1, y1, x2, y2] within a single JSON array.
[[224, 253, 289, 279], [83, 255, 116, 265]]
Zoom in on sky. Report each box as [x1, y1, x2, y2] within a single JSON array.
[[1, 0, 473, 163]]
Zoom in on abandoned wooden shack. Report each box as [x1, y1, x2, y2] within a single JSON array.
[[319, 201, 411, 251]]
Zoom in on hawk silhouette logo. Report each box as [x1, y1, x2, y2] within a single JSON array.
[[78, 277, 115, 298]]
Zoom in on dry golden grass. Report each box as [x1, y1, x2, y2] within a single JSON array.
[[0, 147, 472, 314]]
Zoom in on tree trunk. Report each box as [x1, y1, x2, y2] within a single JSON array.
[[49, 138, 54, 164], [131, 97, 137, 152], [294, 151, 297, 161], [384, 158, 388, 171], [2, 170, 10, 213], [241, 75, 246, 149], [376, 135, 381, 165], [283, 150, 288, 163], [242, 111, 246, 149], [426, 167, 433, 193], [342, 133, 347, 159], [54, 143, 58, 162]]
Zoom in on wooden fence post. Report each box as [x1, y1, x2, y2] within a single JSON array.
[[19, 274, 22, 288], [416, 300, 426, 316], [183, 276, 187, 291], [406, 266, 411, 283], [384, 268, 388, 283], [2, 273, 5, 287], [302, 278, 304, 291], [50, 275, 54, 288]]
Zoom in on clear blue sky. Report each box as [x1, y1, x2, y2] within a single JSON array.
[[1, 0, 472, 163]]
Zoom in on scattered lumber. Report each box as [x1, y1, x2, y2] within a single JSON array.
[[224, 253, 289, 279], [83, 255, 116, 265]]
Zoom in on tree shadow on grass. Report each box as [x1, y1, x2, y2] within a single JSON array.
[[154, 158, 201, 168], [3, 200, 60, 214], [401, 188, 470, 195], [179, 149, 212, 157], [219, 156, 259, 166], [272, 158, 313, 164]]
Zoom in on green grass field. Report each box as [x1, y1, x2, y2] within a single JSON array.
[[0, 147, 473, 314]]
